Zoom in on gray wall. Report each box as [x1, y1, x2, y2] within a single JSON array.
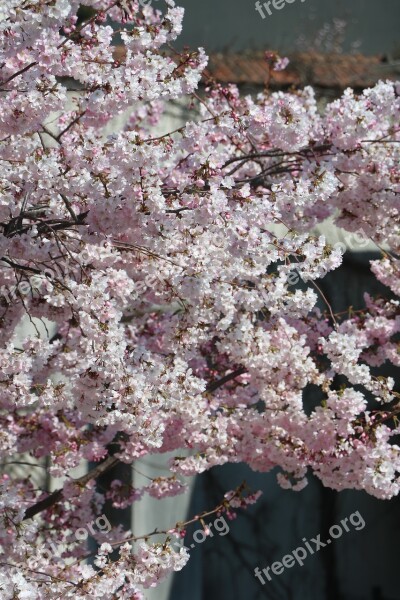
[[175, 0, 400, 56]]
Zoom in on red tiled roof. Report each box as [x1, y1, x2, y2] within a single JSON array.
[[113, 46, 400, 90], [205, 52, 400, 90]]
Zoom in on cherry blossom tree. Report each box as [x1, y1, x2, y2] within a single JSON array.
[[0, 0, 399, 596]]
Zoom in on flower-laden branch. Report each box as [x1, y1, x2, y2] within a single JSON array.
[[22, 368, 248, 521], [0, 0, 399, 596], [23, 455, 120, 521]]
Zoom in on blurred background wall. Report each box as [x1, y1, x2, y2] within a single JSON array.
[[176, 0, 400, 57]]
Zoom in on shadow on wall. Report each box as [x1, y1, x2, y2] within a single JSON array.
[[171, 466, 400, 600]]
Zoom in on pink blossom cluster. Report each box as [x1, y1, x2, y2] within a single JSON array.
[[106, 475, 187, 508], [0, 0, 399, 596]]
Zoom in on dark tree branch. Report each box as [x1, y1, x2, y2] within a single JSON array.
[[23, 455, 120, 521], [205, 367, 247, 393]]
